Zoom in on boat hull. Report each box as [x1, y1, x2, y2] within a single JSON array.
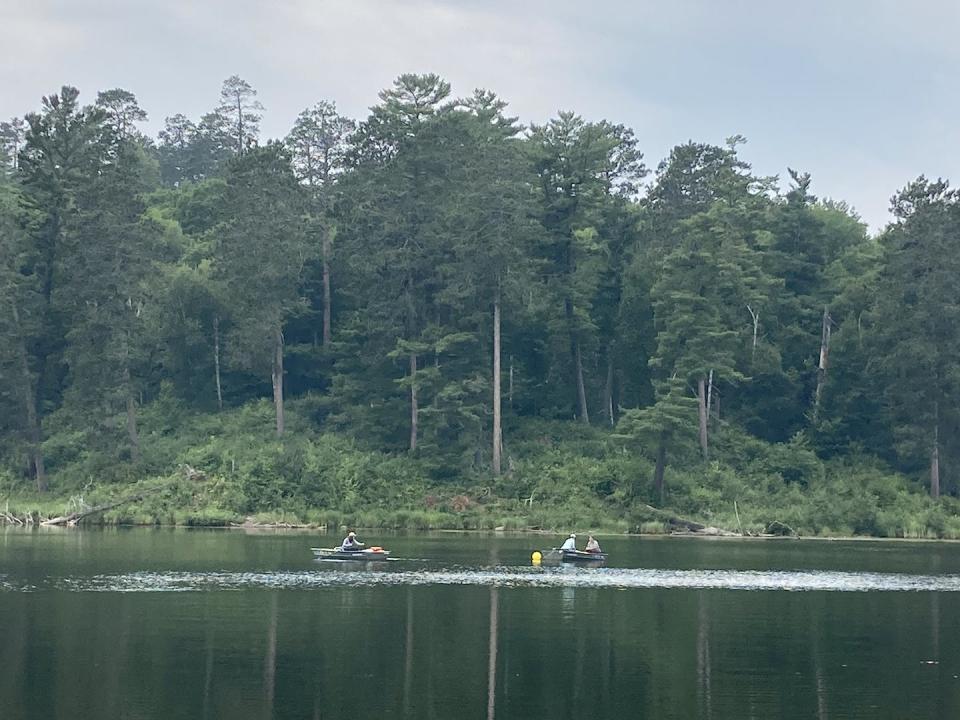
[[560, 549, 607, 562], [541, 549, 608, 564], [311, 547, 391, 561]]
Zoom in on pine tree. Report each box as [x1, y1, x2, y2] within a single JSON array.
[[874, 178, 960, 498]]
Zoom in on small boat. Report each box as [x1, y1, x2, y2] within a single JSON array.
[[540, 548, 607, 564], [559, 549, 607, 563], [311, 546, 391, 561]]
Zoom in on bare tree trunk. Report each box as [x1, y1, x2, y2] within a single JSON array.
[[508, 356, 514, 411], [322, 233, 332, 346], [565, 296, 589, 424], [123, 365, 141, 463], [746, 305, 760, 367], [12, 307, 46, 490], [213, 315, 223, 411], [706, 369, 714, 431], [931, 407, 940, 500], [603, 346, 615, 426], [654, 431, 667, 503], [272, 326, 284, 436], [409, 353, 418, 452], [492, 280, 502, 476], [697, 376, 709, 460], [813, 306, 832, 421], [574, 342, 589, 424]]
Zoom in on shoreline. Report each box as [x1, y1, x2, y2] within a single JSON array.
[[4, 519, 960, 544]]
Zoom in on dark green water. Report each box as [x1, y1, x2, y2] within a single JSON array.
[[2, 529, 959, 719]]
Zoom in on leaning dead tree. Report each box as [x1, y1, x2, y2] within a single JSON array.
[[41, 488, 162, 526]]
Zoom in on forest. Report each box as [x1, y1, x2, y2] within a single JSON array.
[[1, 74, 959, 536]]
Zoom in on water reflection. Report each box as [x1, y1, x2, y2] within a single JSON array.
[[487, 586, 499, 720], [697, 592, 712, 720], [2, 531, 960, 720], [404, 587, 414, 716], [264, 593, 277, 720]]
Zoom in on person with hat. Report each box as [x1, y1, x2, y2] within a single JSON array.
[[340, 531, 365, 551], [559, 533, 577, 552]]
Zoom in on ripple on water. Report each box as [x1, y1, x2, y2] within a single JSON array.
[[3, 566, 960, 593]]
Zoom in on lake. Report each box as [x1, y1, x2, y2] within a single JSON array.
[[1, 528, 958, 719]]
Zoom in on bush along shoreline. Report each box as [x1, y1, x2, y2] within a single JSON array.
[[5, 77, 960, 541], [2, 402, 957, 539]]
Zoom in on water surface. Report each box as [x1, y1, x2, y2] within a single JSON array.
[[1, 528, 958, 719]]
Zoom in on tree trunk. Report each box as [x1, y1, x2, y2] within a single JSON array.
[[12, 307, 46, 491], [21, 356, 45, 490], [508, 356, 514, 411], [123, 365, 141, 463], [213, 315, 223, 411], [409, 353, 418, 452], [492, 280, 502, 475], [746, 304, 759, 367], [813, 306, 831, 421], [272, 326, 284, 436], [574, 342, 589, 424], [706, 369, 714, 432], [697, 376, 709, 460], [931, 411, 940, 500], [654, 431, 667, 503], [603, 346, 615, 427], [322, 233, 332, 346], [565, 296, 589, 424]]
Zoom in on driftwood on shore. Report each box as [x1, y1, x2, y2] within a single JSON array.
[[637, 504, 745, 537], [41, 488, 162, 527]]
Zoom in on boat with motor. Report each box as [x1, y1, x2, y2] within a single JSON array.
[[311, 546, 391, 561]]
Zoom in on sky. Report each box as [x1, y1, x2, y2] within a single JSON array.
[[3, 0, 958, 231]]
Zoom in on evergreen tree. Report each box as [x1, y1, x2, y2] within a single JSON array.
[[650, 200, 774, 459], [285, 101, 355, 347], [874, 178, 960, 498], [216, 76, 263, 156], [214, 144, 310, 435], [95, 89, 148, 142], [529, 113, 645, 424]]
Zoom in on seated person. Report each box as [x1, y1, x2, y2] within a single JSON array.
[[340, 531, 365, 551], [560, 533, 577, 551], [585, 535, 602, 553]]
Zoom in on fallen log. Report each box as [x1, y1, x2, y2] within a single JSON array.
[[41, 487, 162, 527], [634, 504, 743, 536], [638, 504, 707, 532]]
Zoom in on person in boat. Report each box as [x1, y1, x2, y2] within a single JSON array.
[[560, 533, 577, 551], [585, 535, 602, 554], [340, 531, 365, 551]]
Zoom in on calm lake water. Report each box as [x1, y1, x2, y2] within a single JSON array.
[[2, 528, 959, 719]]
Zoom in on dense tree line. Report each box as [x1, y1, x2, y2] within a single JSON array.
[[0, 74, 956, 503]]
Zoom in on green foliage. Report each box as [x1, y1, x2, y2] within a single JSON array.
[[2, 76, 959, 539]]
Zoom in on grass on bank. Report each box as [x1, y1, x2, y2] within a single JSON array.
[[2, 395, 959, 538]]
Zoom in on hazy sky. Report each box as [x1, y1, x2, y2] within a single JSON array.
[[3, 0, 958, 231]]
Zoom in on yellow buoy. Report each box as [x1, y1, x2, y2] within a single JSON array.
[[531, 551, 542, 565]]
